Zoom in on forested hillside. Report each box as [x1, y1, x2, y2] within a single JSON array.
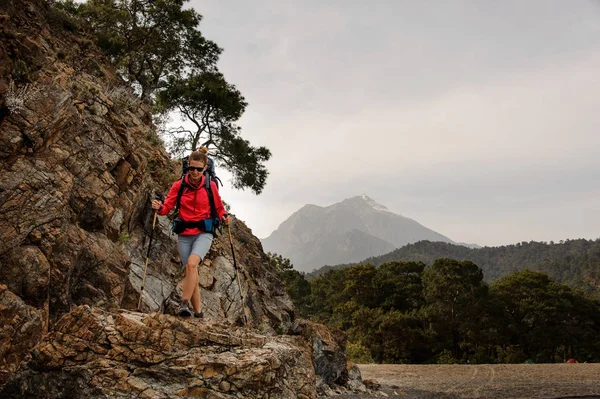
[[270, 254, 600, 365], [310, 239, 600, 294]]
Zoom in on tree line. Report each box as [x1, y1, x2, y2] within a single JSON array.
[[309, 239, 600, 296], [269, 253, 600, 364]]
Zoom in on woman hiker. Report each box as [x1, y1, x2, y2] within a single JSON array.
[[151, 150, 231, 317]]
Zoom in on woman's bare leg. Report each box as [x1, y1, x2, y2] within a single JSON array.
[[182, 254, 201, 301], [191, 283, 201, 314]]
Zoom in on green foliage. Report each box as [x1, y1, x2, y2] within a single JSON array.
[[292, 258, 600, 364], [48, 3, 82, 32], [266, 253, 311, 317], [436, 349, 457, 364], [490, 270, 600, 363], [422, 259, 488, 361], [55, 0, 272, 195], [346, 342, 374, 364], [119, 232, 130, 244], [216, 128, 271, 194], [145, 130, 164, 147], [343, 264, 378, 308], [11, 59, 30, 83], [156, 72, 271, 194], [312, 238, 600, 296], [307, 268, 347, 322], [153, 167, 175, 190], [67, 0, 221, 99], [373, 261, 425, 311], [496, 346, 527, 364]]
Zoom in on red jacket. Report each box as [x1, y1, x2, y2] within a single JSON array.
[[158, 174, 227, 235]]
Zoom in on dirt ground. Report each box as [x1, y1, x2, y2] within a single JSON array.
[[339, 364, 600, 399]]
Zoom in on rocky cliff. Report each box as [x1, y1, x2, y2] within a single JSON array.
[[0, 1, 370, 397]]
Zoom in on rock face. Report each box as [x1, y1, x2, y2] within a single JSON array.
[[0, 0, 365, 397], [0, 284, 44, 386], [2, 306, 317, 399]]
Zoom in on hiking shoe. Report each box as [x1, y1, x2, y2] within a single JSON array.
[[194, 311, 203, 319], [178, 299, 192, 317]]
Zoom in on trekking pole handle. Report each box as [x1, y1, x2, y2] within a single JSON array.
[[151, 193, 164, 212]]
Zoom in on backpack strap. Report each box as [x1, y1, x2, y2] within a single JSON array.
[[206, 157, 222, 190], [203, 172, 222, 235], [204, 172, 218, 220], [174, 176, 188, 217], [181, 156, 189, 178], [212, 175, 222, 190]]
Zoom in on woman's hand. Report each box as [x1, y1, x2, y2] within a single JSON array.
[[151, 199, 162, 211]]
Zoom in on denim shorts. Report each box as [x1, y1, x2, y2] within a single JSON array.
[[177, 233, 213, 267]]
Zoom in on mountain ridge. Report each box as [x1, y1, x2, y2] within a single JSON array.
[[308, 238, 600, 295], [262, 194, 465, 272]]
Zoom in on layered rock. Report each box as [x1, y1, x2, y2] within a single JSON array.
[[0, 284, 44, 386], [1, 306, 317, 398], [126, 219, 296, 334], [0, 0, 174, 325], [0, 0, 367, 397]]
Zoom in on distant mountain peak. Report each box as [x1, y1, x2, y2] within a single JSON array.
[[341, 194, 390, 212], [360, 193, 373, 201], [262, 194, 462, 272]]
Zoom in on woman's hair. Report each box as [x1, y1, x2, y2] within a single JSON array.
[[198, 146, 209, 154], [189, 150, 208, 164]]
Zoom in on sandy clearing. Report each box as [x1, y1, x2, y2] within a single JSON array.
[[338, 364, 600, 399]]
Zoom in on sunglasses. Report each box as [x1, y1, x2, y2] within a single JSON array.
[[188, 166, 205, 172]]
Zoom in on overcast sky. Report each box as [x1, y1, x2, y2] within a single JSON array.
[[189, 0, 600, 247]]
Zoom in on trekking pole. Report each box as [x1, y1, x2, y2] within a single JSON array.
[[138, 194, 162, 310], [227, 220, 248, 325]]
